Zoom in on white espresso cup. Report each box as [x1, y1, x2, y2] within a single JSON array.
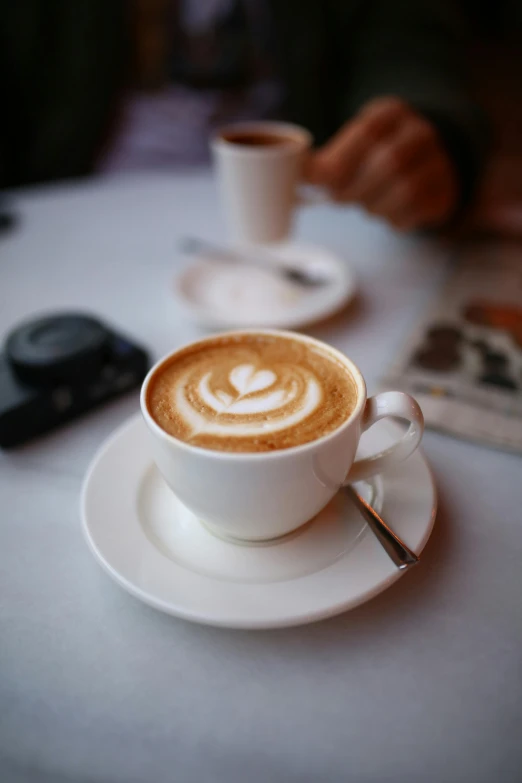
[[212, 121, 314, 244], [141, 330, 424, 543]]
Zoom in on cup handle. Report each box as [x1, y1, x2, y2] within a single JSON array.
[[344, 391, 424, 484]]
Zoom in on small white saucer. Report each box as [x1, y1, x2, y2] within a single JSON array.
[[81, 416, 436, 629], [173, 241, 355, 330]]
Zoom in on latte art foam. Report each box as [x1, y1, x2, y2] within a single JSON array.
[[147, 335, 357, 452]]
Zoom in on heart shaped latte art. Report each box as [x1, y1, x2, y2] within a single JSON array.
[[174, 360, 322, 438], [229, 365, 276, 395]]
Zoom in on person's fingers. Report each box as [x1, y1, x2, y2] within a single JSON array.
[[332, 147, 456, 212], [337, 117, 440, 204], [306, 97, 407, 188], [305, 95, 458, 229], [365, 157, 458, 229]]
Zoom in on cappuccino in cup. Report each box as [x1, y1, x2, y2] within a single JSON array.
[[146, 333, 357, 453], [141, 330, 424, 542]]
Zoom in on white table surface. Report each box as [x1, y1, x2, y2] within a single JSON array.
[[1, 172, 521, 783]]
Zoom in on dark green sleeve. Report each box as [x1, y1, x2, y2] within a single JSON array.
[[334, 0, 489, 213], [0, 0, 128, 188]]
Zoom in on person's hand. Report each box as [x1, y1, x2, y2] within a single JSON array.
[[306, 97, 459, 231]]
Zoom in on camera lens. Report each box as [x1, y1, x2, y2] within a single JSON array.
[[6, 313, 110, 386]]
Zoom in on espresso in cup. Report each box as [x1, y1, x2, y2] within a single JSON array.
[[146, 333, 357, 453], [220, 129, 302, 148], [212, 121, 313, 243]]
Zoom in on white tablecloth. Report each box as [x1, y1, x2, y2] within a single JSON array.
[[1, 172, 521, 783]]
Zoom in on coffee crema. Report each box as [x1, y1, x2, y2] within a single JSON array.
[[221, 131, 299, 148], [146, 334, 357, 453]]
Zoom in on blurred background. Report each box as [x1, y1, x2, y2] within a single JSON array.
[[1, 0, 521, 235]]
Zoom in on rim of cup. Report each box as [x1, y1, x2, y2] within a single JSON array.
[[212, 121, 313, 157], [140, 328, 368, 461]]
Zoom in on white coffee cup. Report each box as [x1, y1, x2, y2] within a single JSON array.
[[212, 121, 314, 244], [141, 330, 424, 543]]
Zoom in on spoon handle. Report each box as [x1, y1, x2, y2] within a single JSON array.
[[346, 486, 419, 570], [180, 237, 273, 271]]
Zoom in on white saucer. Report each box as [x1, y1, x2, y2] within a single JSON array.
[[81, 415, 436, 629], [173, 241, 355, 330]]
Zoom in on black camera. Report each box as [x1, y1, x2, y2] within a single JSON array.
[[0, 313, 149, 448]]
